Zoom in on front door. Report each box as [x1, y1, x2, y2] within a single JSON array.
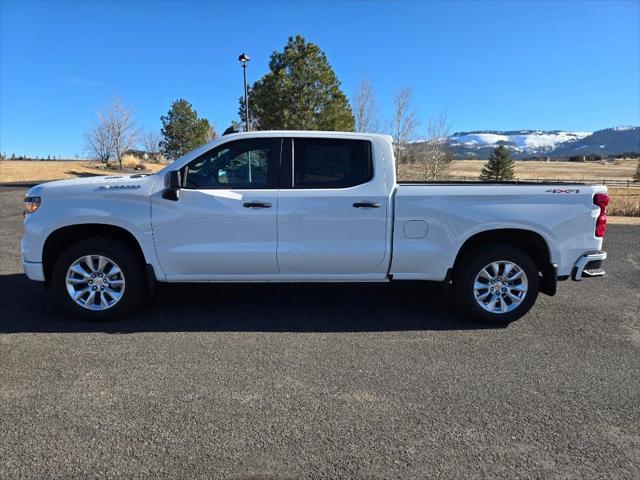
[[277, 137, 389, 276], [151, 138, 281, 277]]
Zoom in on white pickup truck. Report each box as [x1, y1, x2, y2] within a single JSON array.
[[22, 131, 609, 323]]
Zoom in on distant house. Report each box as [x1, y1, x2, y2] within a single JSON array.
[[122, 149, 163, 163], [122, 149, 148, 160]]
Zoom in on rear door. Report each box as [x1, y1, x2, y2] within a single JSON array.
[[151, 137, 281, 277], [276, 137, 389, 276]]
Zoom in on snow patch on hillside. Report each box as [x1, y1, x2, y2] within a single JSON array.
[[448, 130, 592, 152]]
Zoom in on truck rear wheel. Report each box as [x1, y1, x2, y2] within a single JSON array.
[[454, 244, 539, 324], [52, 237, 145, 321]]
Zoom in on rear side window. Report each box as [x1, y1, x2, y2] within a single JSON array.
[[293, 138, 373, 188]]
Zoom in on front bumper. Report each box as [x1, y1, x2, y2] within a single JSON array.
[[572, 251, 607, 281], [22, 236, 45, 282], [23, 261, 45, 281]]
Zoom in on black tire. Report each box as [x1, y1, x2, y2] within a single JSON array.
[[52, 237, 146, 321], [453, 244, 539, 325]]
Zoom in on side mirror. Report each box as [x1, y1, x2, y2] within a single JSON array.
[[162, 170, 181, 201]]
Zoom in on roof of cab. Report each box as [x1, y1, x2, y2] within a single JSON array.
[[220, 130, 393, 143]]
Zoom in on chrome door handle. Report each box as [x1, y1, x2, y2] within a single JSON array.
[[353, 202, 381, 208], [243, 201, 272, 208]]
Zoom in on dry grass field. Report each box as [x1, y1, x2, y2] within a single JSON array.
[[0, 160, 165, 183], [2, 158, 639, 217], [4, 159, 635, 184], [607, 188, 640, 217], [400, 159, 638, 182]]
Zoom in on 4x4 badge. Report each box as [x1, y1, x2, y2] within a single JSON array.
[[546, 188, 580, 193]]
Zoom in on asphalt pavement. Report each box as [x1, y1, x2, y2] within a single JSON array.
[[1, 185, 639, 479]]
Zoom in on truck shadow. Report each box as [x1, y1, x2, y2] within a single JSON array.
[[0, 273, 502, 333], [63, 170, 102, 178]]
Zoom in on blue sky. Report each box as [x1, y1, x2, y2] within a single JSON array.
[[1, 0, 639, 158]]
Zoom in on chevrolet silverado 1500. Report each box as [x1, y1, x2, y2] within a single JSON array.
[[22, 131, 609, 323]]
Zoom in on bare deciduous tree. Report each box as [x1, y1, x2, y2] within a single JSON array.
[[103, 97, 139, 170], [411, 114, 452, 180], [389, 86, 419, 170], [206, 124, 218, 142], [86, 97, 138, 169], [143, 130, 162, 162], [85, 120, 112, 164], [352, 73, 380, 133]]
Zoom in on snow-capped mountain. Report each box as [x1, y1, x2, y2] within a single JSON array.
[[423, 127, 640, 159], [449, 130, 591, 154]]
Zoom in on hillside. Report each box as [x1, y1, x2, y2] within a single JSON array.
[[425, 126, 640, 159]]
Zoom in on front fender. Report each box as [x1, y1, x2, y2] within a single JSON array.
[[22, 189, 163, 279]]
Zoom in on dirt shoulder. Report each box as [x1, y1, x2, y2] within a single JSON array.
[[608, 216, 640, 225]]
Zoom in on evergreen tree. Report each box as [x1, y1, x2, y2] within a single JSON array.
[[241, 35, 354, 131], [160, 99, 212, 160], [480, 145, 516, 181], [634, 159, 640, 182]]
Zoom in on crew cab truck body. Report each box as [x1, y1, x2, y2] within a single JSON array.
[[22, 131, 609, 323]]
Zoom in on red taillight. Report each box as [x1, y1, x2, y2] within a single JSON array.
[[594, 193, 609, 237]]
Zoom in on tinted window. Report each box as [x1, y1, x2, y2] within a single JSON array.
[[185, 139, 280, 189], [293, 139, 372, 188]]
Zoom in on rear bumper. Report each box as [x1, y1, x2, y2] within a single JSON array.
[[572, 251, 606, 281]]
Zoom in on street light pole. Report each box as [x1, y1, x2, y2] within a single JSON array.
[[238, 53, 250, 132]]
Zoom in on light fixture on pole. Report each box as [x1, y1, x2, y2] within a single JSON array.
[[238, 53, 250, 132]]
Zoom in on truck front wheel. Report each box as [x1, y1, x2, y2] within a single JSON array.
[[454, 245, 539, 324], [52, 237, 146, 321]]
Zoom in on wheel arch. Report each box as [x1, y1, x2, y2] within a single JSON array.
[[451, 228, 557, 296], [42, 223, 149, 284]]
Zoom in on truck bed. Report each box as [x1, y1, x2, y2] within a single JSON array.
[[390, 182, 606, 281]]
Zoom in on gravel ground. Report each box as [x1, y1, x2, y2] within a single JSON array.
[[1, 185, 639, 479]]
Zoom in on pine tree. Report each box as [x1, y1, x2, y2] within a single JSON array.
[[634, 159, 640, 182], [160, 99, 212, 160], [480, 145, 516, 181], [240, 35, 354, 131]]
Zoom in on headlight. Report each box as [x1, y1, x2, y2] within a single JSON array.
[[24, 196, 41, 214]]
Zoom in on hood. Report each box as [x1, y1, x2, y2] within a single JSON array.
[[26, 173, 158, 198]]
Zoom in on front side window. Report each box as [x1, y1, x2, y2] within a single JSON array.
[[185, 138, 280, 189], [293, 138, 373, 188]]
